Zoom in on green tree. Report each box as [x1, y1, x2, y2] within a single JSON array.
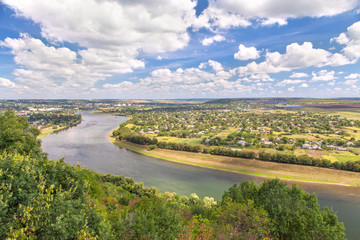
[[213, 201, 273, 239], [0, 110, 43, 158], [222, 179, 345, 240], [0, 153, 107, 239]]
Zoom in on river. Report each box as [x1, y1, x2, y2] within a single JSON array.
[[41, 111, 360, 239]]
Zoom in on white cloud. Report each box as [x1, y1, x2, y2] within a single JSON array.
[[234, 44, 260, 60], [345, 73, 360, 79], [103, 81, 133, 89], [333, 21, 360, 60], [101, 65, 262, 98], [300, 83, 309, 87], [260, 18, 287, 27], [288, 86, 295, 92], [276, 79, 305, 86], [0, 77, 16, 88], [201, 35, 226, 46], [234, 42, 332, 76], [249, 73, 273, 82], [290, 72, 309, 78], [344, 79, 358, 85], [195, 0, 358, 30], [199, 60, 224, 72], [3, 0, 196, 53], [311, 70, 336, 81], [326, 53, 353, 66], [0, 34, 118, 92], [1, 0, 197, 95], [193, 5, 251, 30]]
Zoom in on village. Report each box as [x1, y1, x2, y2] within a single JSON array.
[[110, 100, 360, 163]]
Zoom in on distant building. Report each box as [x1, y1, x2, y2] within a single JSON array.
[[236, 140, 246, 147]]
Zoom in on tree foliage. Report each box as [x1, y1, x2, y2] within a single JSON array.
[[222, 179, 345, 239], [0, 110, 44, 158]]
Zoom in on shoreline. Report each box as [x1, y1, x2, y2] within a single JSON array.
[[108, 133, 360, 187], [38, 125, 69, 138]]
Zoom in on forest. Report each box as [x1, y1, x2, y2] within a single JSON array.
[[0, 108, 348, 239]]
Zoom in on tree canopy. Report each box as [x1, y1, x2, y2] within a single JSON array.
[[0, 110, 43, 158]]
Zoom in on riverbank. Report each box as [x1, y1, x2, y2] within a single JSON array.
[[109, 135, 360, 187], [38, 126, 69, 138]]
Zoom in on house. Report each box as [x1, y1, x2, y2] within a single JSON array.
[[236, 140, 246, 147], [337, 147, 347, 151], [262, 141, 273, 146], [311, 145, 321, 150], [327, 145, 337, 150], [302, 144, 312, 149]]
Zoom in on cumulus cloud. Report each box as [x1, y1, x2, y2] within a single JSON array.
[[288, 86, 295, 92], [344, 79, 358, 85], [333, 21, 360, 60], [345, 73, 360, 79], [300, 83, 309, 87], [0, 77, 16, 88], [234, 42, 333, 76], [234, 44, 260, 60], [199, 60, 224, 72], [260, 18, 287, 27], [0, 34, 118, 92], [311, 70, 336, 81], [201, 35, 226, 46], [194, 0, 358, 30], [3, 0, 196, 53], [0, 0, 201, 97], [1, 0, 197, 95], [276, 79, 306, 86], [193, 5, 251, 30], [101, 65, 261, 98], [290, 72, 309, 78]]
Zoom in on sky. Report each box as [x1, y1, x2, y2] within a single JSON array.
[[0, 0, 360, 99]]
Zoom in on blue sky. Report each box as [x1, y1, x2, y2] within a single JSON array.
[[0, 0, 360, 99]]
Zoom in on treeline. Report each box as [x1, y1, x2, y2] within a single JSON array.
[[28, 112, 82, 126], [114, 128, 255, 157], [259, 151, 360, 172], [114, 127, 360, 173]]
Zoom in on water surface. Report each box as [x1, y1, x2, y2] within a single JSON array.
[[42, 111, 360, 239]]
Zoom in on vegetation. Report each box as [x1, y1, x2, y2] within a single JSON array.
[[110, 99, 360, 173], [0, 152, 345, 239], [0, 110, 44, 158], [0, 106, 347, 239]]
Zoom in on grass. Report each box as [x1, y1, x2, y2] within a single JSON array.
[[108, 135, 360, 186], [156, 136, 202, 145], [38, 125, 68, 138], [322, 151, 360, 163]]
